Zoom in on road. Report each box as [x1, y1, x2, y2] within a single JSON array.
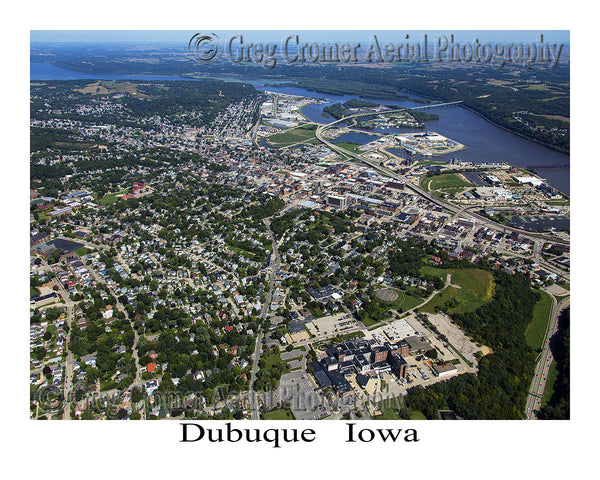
[[248, 217, 281, 419], [51, 276, 75, 419], [525, 296, 570, 419]]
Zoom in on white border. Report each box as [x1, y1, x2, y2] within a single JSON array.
[[5, 1, 596, 478]]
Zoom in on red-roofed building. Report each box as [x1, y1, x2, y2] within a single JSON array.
[[430, 255, 443, 266], [132, 182, 147, 195], [147, 363, 156, 373]]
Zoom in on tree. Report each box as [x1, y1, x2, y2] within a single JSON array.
[[426, 348, 438, 360], [80, 409, 95, 420], [131, 386, 143, 403], [33, 346, 47, 361]]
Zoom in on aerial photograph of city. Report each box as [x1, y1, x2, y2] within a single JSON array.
[[27, 28, 573, 426], [12, 0, 600, 473]]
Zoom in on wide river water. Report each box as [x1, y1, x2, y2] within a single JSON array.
[[31, 63, 570, 194]]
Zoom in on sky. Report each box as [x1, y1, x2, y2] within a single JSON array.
[[30, 30, 570, 45]]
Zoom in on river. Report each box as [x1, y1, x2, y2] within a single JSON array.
[[31, 63, 570, 194], [254, 85, 570, 195]]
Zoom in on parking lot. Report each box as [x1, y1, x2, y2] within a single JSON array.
[[278, 370, 330, 420], [305, 313, 359, 337], [280, 349, 302, 361], [461, 171, 488, 186]]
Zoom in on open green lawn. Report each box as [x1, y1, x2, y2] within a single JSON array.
[[334, 142, 362, 152], [261, 408, 294, 420], [75, 246, 90, 256], [418, 266, 495, 315], [267, 124, 317, 147], [263, 352, 288, 370], [421, 173, 473, 192], [326, 331, 366, 344], [98, 187, 130, 206], [393, 290, 424, 311], [376, 407, 402, 420], [525, 291, 553, 351], [30, 287, 40, 297]]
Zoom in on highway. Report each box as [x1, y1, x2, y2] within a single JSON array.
[[525, 296, 570, 419]]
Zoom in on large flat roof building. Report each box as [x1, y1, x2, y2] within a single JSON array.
[[326, 194, 348, 209]]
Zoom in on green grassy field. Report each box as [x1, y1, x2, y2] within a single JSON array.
[[375, 407, 402, 420], [421, 173, 473, 192], [325, 331, 366, 344], [418, 266, 495, 315], [261, 408, 295, 420], [98, 187, 130, 206], [30, 287, 40, 297], [263, 352, 284, 370], [334, 142, 362, 152], [525, 291, 553, 351], [393, 290, 424, 311], [267, 124, 317, 147], [75, 247, 90, 256], [378, 408, 426, 420]]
